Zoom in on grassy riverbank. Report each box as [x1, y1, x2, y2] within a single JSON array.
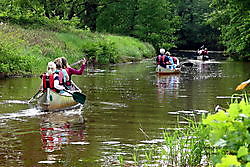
[[0, 19, 155, 77]]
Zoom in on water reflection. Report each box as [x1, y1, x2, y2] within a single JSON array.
[[183, 60, 223, 80], [40, 111, 86, 153], [156, 74, 180, 101], [1, 60, 250, 166]]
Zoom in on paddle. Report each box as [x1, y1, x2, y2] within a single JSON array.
[[28, 90, 42, 103], [63, 89, 86, 104], [235, 79, 250, 91], [70, 60, 82, 66], [70, 56, 87, 66]]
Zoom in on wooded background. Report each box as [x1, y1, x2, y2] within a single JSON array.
[[0, 0, 249, 60]]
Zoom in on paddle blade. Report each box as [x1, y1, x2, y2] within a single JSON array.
[[72, 92, 86, 104]]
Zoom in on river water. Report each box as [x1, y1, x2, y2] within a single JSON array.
[[0, 59, 249, 166]]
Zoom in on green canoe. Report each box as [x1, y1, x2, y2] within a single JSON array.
[[37, 88, 81, 111]]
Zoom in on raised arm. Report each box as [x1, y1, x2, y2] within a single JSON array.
[[68, 63, 86, 75], [67, 59, 86, 75]]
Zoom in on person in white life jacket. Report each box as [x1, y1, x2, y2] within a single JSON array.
[[54, 58, 69, 87], [40, 62, 67, 95]]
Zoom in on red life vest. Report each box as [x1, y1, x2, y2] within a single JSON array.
[[201, 50, 208, 55], [157, 55, 166, 65], [172, 57, 177, 64], [42, 73, 59, 93]]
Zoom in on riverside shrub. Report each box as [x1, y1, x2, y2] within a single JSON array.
[[0, 31, 33, 74], [203, 95, 250, 166]]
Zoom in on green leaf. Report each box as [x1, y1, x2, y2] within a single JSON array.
[[215, 155, 241, 167], [237, 146, 248, 158]]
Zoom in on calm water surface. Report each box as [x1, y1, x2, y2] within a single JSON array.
[[0, 60, 249, 166]]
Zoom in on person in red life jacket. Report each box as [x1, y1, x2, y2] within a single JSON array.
[[61, 57, 87, 90], [202, 48, 208, 55], [198, 45, 208, 56], [197, 47, 209, 60], [40, 62, 68, 95], [156, 48, 172, 68]]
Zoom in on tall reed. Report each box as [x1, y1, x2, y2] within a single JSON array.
[[119, 119, 210, 166]]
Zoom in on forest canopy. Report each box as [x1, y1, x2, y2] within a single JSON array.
[[0, 0, 249, 60]]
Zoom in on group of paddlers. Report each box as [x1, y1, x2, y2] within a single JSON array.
[[156, 48, 180, 69], [197, 45, 208, 56], [40, 57, 86, 95]]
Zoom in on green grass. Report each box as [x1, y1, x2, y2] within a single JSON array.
[[0, 22, 155, 76]]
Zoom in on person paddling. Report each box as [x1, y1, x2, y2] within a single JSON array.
[[61, 57, 87, 90]]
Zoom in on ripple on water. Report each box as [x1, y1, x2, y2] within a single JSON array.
[[70, 141, 90, 145], [0, 108, 44, 120], [140, 139, 165, 144], [102, 141, 121, 145], [0, 100, 28, 104], [38, 161, 56, 164], [100, 101, 127, 108], [168, 109, 209, 116]]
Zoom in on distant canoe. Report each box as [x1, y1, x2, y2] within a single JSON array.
[[156, 65, 181, 75], [37, 89, 81, 111]]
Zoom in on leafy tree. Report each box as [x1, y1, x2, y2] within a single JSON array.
[[208, 0, 250, 60], [97, 0, 180, 50], [173, 0, 220, 50], [134, 0, 180, 50], [96, 0, 137, 35]]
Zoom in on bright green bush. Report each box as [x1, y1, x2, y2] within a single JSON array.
[[57, 32, 155, 65], [0, 29, 34, 74], [203, 95, 250, 166]]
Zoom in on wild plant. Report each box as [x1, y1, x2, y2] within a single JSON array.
[[203, 93, 250, 166]]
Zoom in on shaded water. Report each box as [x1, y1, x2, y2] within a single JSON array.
[[0, 60, 249, 166]]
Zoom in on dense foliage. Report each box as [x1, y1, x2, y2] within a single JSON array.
[[97, 0, 181, 50], [208, 0, 250, 60], [203, 95, 250, 166], [1, 0, 249, 56], [173, 0, 220, 50], [0, 23, 155, 75]]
